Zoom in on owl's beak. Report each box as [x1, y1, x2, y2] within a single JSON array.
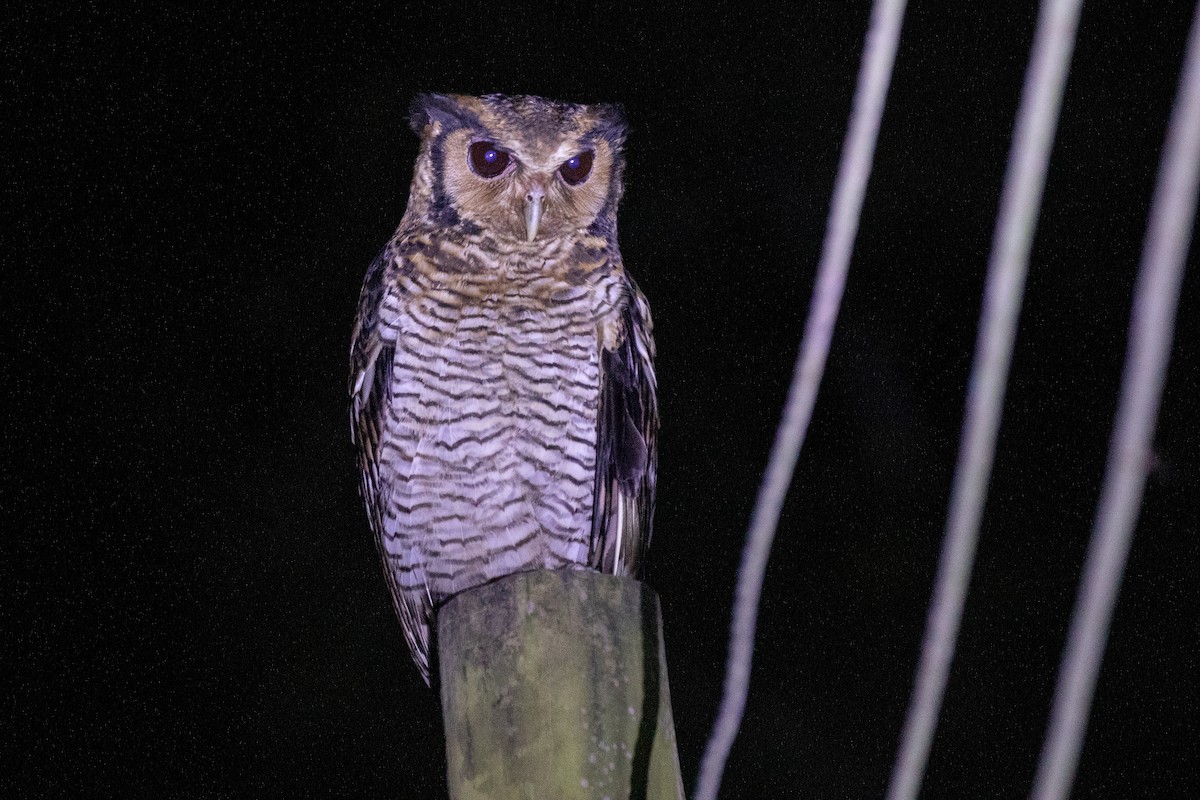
[[524, 187, 545, 241]]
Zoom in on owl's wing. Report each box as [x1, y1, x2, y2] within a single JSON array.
[[349, 243, 396, 532], [349, 242, 434, 683], [591, 276, 659, 577]]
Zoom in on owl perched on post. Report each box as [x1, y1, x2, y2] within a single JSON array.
[[349, 94, 658, 685]]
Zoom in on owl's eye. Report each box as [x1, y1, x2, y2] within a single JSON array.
[[559, 150, 594, 185], [468, 141, 510, 178]]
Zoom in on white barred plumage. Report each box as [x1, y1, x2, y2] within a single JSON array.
[[350, 94, 658, 684]]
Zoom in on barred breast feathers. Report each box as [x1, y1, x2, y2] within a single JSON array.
[[350, 229, 654, 524], [350, 225, 657, 683]]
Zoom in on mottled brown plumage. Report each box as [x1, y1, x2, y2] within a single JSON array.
[[350, 94, 658, 684]]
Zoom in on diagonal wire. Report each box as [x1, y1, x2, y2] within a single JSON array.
[[692, 2, 907, 799], [1029, 4, 1200, 799], [885, 2, 1083, 799]]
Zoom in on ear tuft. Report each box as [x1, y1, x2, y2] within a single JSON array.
[[408, 93, 463, 137], [592, 102, 628, 146]]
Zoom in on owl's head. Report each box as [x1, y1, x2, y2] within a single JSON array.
[[407, 93, 627, 243]]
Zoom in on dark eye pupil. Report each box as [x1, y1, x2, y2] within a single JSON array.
[[469, 141, 509, 178], [559, 150, 594, 186]]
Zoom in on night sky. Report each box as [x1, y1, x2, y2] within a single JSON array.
[[10, 2, 1200, 797]]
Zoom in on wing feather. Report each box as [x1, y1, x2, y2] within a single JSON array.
[[349, 242, 434, 682], [591, 277, 659, 576]]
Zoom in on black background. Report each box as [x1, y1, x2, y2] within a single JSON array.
[[9, 1, 1200, 797]]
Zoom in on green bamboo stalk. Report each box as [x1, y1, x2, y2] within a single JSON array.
[[437, 570, 685, 800]]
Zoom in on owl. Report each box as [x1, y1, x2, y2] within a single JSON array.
[[349, 94, 658, 685]]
